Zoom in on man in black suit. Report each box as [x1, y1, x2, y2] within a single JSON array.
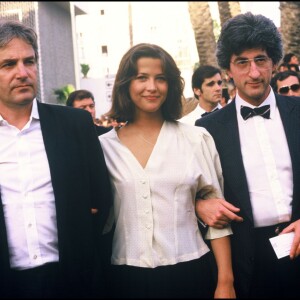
[[195, 12, 300, 298], [66, 89, 112, 136], [0, 20, 112, 298]]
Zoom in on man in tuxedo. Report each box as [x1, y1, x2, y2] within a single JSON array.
[[195, 12, 300, 298], [0, 20, 112, 298], [179, 65, 223, 125]]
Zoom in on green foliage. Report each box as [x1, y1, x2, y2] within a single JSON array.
[[80, 63, 90, 78], [53, 84, 75, 104], [193, 62, 200, 71], [213, 19, 221, 42]]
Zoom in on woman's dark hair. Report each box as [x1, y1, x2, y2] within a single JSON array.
[[216, 12, 283, 70], [106, 43, 184, 122]]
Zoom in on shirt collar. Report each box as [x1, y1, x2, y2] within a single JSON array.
[[31, 98, 40, 120], [0, 98, 40, 125]]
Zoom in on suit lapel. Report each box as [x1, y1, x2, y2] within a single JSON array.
[[276, 95, 300, 219], [37, 102, 58, 165], [276, 95, 300, 164], [215, 102, 254, 222]]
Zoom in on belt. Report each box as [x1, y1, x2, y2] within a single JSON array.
[[254, 221, 291, 236]]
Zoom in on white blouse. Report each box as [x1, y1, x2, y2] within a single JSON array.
[[99, 121, 232, 268]]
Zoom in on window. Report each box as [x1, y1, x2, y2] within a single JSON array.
[[102, 45, 108, 55]]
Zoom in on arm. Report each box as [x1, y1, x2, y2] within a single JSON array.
[[210, 236, 236, 299], [195, 198, 243, 229]]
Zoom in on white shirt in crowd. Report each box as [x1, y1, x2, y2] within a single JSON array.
[[179, 103, 223, 126]]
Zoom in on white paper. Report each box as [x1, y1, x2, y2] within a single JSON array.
[[269, 232, 295, 259]]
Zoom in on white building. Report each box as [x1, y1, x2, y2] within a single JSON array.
[[74, 1, 198, 117]]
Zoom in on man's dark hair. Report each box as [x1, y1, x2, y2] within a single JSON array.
[[66, 89, 95, 107], [216, 12, 283, 70], [192, 65, 221, 99], [283, 53, 295, 64], [270, 70, 300, 93]]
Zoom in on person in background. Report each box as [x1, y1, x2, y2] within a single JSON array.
[[99, 43, 235, 299], [271, 70, 300, 96], [195, 12, 300, 298], [179, 65, 223, 125], [66, 89, 112, 135], [220, 87, 230, 107], [283, 52, 299, 66], [0, 20, 113, 298], [277, 62, 290, 73]]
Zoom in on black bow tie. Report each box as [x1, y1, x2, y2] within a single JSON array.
[[201, 108, 219, 118], [240, 105, 270, 120]]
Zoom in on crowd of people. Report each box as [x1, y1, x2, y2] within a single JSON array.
[[1, 11, 300, 300]]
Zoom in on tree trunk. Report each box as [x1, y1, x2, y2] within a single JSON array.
[[188, 1, 217, 66], [280, 2, 300, 61], [218, 1, 241, 27]]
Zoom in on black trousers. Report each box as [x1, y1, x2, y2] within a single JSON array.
[[250, 223, 300, 298], [6, 262, 64, 299], [108, 252, 216, 299]]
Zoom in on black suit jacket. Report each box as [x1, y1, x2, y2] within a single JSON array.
[[195, 95, 300, 296], [95, 124, 113, 136], [0, 102, 113, 297]]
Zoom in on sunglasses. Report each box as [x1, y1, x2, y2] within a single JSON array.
[[278, 84, 300, 94]]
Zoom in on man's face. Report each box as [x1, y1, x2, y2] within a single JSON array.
[[277, 75, 300, 97], [73, 98, 96, 119], [227, 48, 276, 106], [0, 38, 37, 109], [290, 55, 299, 65], [194, 73, 222, 107]]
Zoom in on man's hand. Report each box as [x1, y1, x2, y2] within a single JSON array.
[[195, 198, 243, 229], [280, 219, 300, 259]]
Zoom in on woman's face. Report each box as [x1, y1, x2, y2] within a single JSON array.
[[129, 57, 168, 116]]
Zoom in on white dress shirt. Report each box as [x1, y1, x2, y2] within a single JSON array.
[[235, 89, 293, 227], [0, 99, 59, 270], [99, 121, 232, 268], [179, 103, 222, 125]]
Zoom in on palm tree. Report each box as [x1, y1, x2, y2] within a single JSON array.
[[218, 1, 241, 27], [279, 2, 300, 60], [188, 1, 217, 66]]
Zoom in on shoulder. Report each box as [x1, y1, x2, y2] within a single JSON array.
[[276, 94, 300, 104], [38, 102, 92, 120], [95, 125, 113, 136], [176, 120, 212, 140]]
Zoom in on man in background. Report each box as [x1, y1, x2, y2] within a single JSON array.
[[179, 65, 223, 125], [67, 89, 112, 135], [271, 70, 300, 96], [283, 52, 299, 66]]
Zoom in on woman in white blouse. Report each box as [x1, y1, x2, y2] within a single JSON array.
[[99, 43, 235, 299]]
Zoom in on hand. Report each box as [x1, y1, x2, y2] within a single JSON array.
[[195, 198, 243, 229], [91, 208, 98, 214], [280, 219, 300, 259]]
